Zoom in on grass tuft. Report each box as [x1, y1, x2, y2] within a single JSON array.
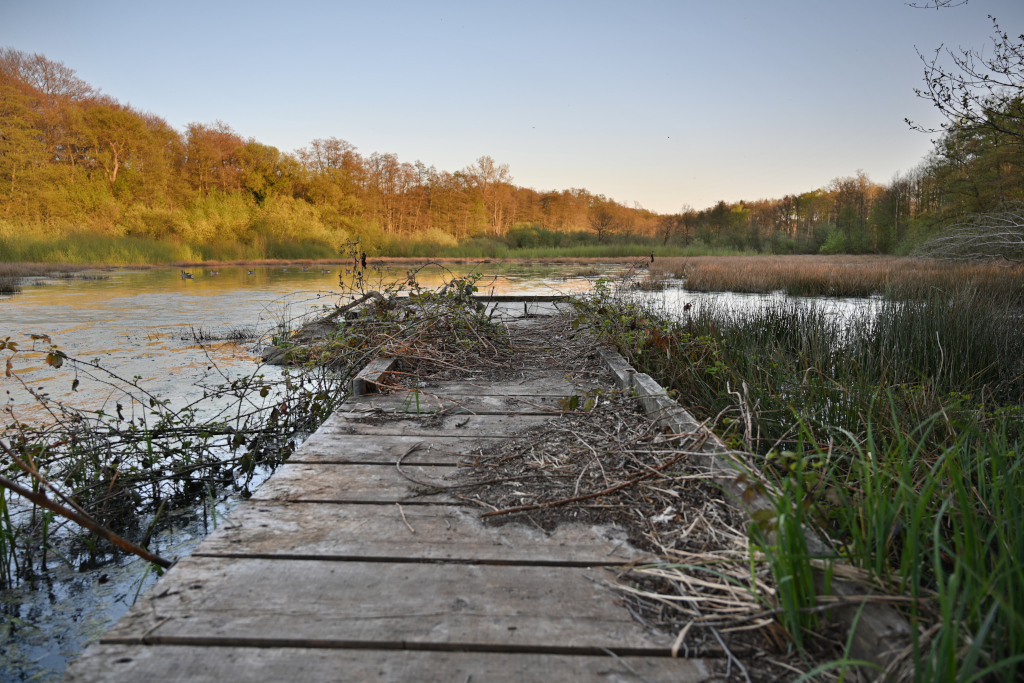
[[572, 271, 1024, 677]]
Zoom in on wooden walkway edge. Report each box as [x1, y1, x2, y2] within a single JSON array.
[[596, 349, 914, 675], [64, 317, 712, 682]]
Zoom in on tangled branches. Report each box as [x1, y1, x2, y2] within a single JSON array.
[[0, 267, 502, 587], [285, 273, 511, 382], [914, 205, 1024, 263], [908, 15, 1024, 148]]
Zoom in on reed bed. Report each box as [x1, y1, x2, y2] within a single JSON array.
[[0, 231, 749, 266], [0, 262, 92, 294], [572, 273, 1024, 679], [649, 254, 1024, 302]]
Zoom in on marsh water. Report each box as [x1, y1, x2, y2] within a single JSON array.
[[0, 263, 600, 422], [0, 262, 878, 681]]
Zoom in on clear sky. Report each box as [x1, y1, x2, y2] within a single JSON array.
[[2, 0, 1022, 213]]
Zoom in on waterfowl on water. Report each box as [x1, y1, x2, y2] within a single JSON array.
[[321, 268, 331, 274], [180, 270, 193, 279], [301, 266, 310, 272], [209, 270, 219, 276], [247, 270, 256, 275]]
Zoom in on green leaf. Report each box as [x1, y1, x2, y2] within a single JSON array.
[[558, 395, 580, 411], [750, 509, 776, 531]]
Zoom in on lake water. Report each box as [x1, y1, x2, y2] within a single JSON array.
[[0, 263, 878, 681], [0, 263, 607, 421]]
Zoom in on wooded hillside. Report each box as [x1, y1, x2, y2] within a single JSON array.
[[1, 45, 1021, 262]]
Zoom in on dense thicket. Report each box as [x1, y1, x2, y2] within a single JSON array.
[[0, 48, 664, 260], [1, 43, 1021, 261]]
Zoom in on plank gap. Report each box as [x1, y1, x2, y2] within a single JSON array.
[[190, 552, 631, 568], [98, 636, 698, 659]]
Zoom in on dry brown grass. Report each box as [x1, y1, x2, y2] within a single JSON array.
[[649, 254, 1024, 299], [0, 262, 94, 294], [0, 262, 91, 278], [164, 256, 647, 267]]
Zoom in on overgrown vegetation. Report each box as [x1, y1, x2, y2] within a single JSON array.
[[573, 267, 1024, 680], [0, 266, 500, 588]]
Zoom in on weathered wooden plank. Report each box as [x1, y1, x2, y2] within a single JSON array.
[[350, 357, 399, 396], [597, 346, 635, 392], [341, 392, 565, 414], [321, 412, 555, 436], [474, 295, 568, 302], [101, 557, 672, 653], [251, 463, 458, 502], [488, 301, 569, 317], [195, 501, 646, 564], [67, 644, 711, 683], [289, 433, 505, 465], [408, 377, 605, 396]]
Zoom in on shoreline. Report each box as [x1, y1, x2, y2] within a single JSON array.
[[3, 253, 915, 271], [1, 255, 656, 270]]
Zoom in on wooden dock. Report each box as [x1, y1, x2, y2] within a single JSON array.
[[64, 316, 712, 682]]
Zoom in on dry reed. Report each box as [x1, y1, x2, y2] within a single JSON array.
[[0, 262, 92, 294], [648, 254, 1024, 300]]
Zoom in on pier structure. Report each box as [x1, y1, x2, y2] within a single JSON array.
[[65, 313, 711, 682]]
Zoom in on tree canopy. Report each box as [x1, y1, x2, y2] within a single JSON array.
[[1, 36, 1023, 260]]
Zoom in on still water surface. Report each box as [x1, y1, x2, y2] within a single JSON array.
[[1, 263, 603, 420]]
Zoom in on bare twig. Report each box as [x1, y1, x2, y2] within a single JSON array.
[[0, 472, 172, 569]]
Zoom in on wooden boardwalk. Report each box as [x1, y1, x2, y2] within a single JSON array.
[[65, 317, 711, 682]]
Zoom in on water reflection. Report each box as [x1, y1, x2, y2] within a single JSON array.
[[1, 263, 604, 421], [0, 484, 265, 682], [640, 281, 883, 326]]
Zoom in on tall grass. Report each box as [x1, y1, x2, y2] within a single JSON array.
[[651, 254, 1024, 303], [0, 219, 753, 265], [0, 231, 347, 265], [388, 240, 751, 259], [0, 262, 92, 294], [574, 277, 1024, 678]]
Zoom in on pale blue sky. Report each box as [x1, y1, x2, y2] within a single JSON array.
[[3, 0, 1022, 212]]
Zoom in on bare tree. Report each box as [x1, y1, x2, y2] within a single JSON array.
[[906, 0, 968, 9], [0, 47, 95, 104], [906, 17, 1024, 148], [914, 205, 1024, 263]]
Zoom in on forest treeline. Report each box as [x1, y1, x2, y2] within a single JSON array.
[[1, 46, 1021, 262]]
